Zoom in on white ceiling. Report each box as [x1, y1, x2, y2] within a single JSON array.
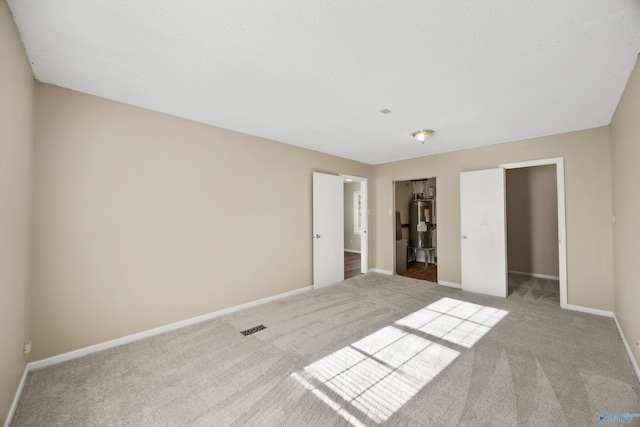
[[8, 1, 640, 165]]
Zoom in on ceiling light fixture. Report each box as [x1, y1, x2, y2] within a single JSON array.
[[412, 129, 435, 143]]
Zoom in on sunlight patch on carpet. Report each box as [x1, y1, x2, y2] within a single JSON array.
[[291, 297, 508, 425]]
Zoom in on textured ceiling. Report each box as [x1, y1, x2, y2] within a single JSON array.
[[8, 1, 640, 165]]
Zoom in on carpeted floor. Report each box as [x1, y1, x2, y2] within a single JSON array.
[[11, 274, 640, 426], [508, 273, 560, 305]]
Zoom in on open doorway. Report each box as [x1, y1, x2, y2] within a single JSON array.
[[505, 164, 560, 304], [394, 178, 437, 282], [342, 175, 367, 279], [458, 158, 566, 304]]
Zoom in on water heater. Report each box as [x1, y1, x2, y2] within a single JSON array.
[[409, 198, 432, 248]]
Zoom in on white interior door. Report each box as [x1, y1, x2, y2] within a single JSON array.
[[359, 179, 368, 273], [313, 172, 344, 288], [460, 168, 507, 297]]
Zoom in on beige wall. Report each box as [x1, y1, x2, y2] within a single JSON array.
[[0, 1, 34, 423], [506, 165, 559, 277], [610, 56, 640, 370], [394, 181, 414, 242], [31, 84, 372, 360], [343, 182, 361, 252], [373, 127, 614, 310]]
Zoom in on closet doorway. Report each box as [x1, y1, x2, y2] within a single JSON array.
[[501, 157, 567, 307], [394, 178, 437, 282], [505, 164, 560, 305]]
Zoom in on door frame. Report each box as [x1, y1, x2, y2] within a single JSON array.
[[392, 177, 438, 276], [499, 157, 567, 308], [341, 174, 368, 273]]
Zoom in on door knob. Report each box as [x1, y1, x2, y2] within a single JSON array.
[[315, 234, 321, 238], [462, 235, 468, 239]]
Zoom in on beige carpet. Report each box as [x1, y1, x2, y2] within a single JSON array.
[[11, 274, 640, 426], [508, 273, 560, 305]]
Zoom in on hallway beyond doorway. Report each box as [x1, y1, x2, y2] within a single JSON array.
[[344, 252, 363, 279]]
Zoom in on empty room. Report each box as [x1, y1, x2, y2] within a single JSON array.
[[2, 1, 639, 426]]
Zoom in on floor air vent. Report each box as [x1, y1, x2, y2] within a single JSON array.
[[240, 325, 267, 336]]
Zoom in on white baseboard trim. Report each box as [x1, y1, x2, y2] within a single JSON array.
[[508, 270, 560, 280], [437, 281, 462, 289], [562, 303, 614, 318], [368, 268, 393, 275], [28, 285, 313, 371], [313, 280, 346, 289], [4, 365, 29, 427], [613, 314, 640, 383], [343, 249, 361, 254]]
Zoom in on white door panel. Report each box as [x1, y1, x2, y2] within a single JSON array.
[[313, 172, 344, 288], [359, 180, 368, 273], [460, 168, 507, 298]]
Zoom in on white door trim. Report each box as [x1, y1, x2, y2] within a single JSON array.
[[499, 157, 567, 308], [341, 174, 368, 273]]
